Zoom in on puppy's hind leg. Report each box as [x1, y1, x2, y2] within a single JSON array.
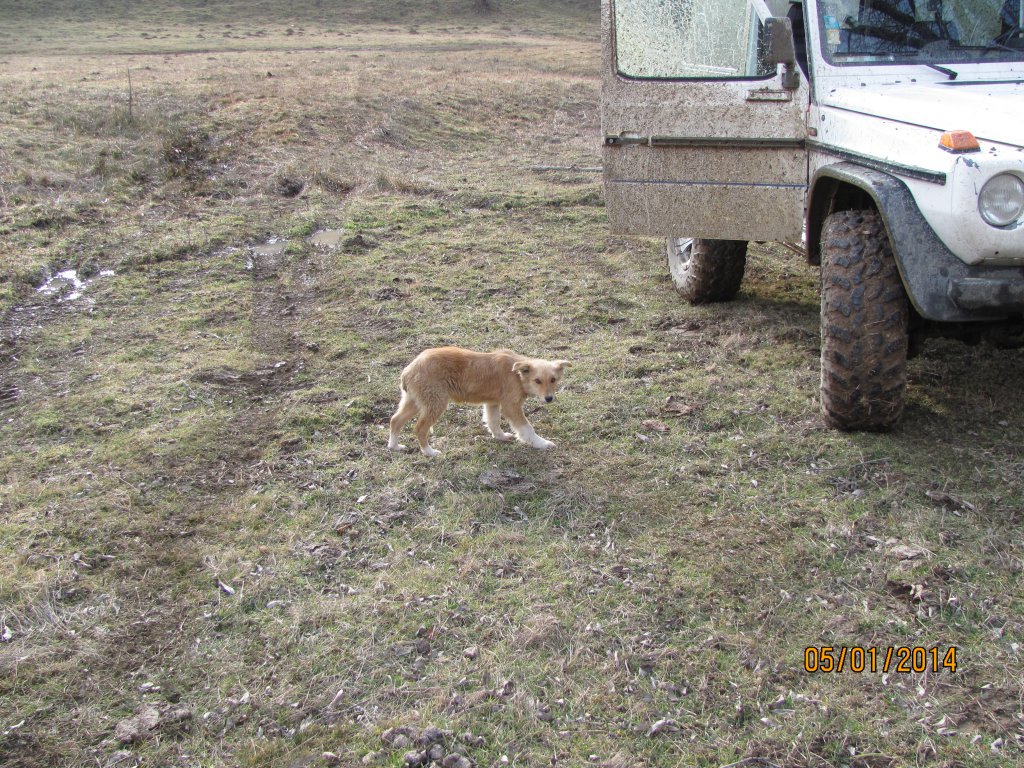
[[414, 396, 447, 458], [482, 404, 513, 442], [388, 391, 418, 452]]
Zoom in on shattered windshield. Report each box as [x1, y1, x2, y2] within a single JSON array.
[[817, 0, 1024, 64]]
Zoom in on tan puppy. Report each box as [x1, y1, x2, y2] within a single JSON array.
[[388, 347, 569, 457]]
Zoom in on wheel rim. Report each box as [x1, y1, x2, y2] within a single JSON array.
[[668, 237, 694, 268], [667, 237, 695, 285]]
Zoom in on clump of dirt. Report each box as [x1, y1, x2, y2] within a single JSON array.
[[271, 175, 304, 197], [161, 126, 211, 179]]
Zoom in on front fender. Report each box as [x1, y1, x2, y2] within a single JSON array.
[[808, 162, 1024, 323]]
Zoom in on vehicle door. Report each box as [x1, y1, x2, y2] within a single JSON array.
[[602, 0, 809, 241]]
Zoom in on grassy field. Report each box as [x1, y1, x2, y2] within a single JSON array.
[[1, 2, 1023, 767]]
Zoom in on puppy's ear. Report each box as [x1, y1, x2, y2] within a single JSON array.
[[553, 360, 571, 372], [512, 361, 531, 375]]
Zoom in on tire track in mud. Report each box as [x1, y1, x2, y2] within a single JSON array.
[[249, 244, 319, 367]]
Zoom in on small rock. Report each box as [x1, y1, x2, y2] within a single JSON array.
[[404, 750, 426, 767], [161, 705, 193, 725], [392, 735, 413, 751], [114, 706, 161, 743], [889, 544, 929, 560], [426, 743, 446, 761], [322, 753, 341, 766], [361, 751, 385, 765], [463, 646, 478, 660], [442, 756, 474, 768]]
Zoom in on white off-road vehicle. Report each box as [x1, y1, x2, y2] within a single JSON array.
[[601, 0, 1024, 429]]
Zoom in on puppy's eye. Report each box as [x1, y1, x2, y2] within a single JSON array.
[[550, 378, 556, 384], [534, 378, 542, 385]]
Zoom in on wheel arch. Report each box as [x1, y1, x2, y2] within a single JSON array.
[[806, 164, 886, 266]]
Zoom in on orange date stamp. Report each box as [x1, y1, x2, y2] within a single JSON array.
[[804, 645, 957, 674]]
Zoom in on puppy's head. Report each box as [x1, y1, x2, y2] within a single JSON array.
[[512, 358, 570, 403]]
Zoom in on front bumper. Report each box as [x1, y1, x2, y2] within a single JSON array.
[[949, 277, 1024, 313]]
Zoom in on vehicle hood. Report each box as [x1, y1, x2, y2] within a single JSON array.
[[824, 80, 1024, 148]]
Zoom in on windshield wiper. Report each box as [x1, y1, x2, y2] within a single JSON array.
[[926, 62, 959, 79]]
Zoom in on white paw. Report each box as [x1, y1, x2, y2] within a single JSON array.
[[388, 440, 409, 452], [492, 431, 514, 442], [532, 438, 555, 450], [422, 446, 441, 458]]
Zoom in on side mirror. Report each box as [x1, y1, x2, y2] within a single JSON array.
[[765, 16, 800, 90]]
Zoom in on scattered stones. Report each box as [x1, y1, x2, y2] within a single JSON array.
[[463, 645, 479, 660], [378, 724, 476, 767], [404, 750, 427, 767], [382, 725, 419, 749], [419, 725, 446, 746]]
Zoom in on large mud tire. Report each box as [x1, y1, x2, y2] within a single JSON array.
[[666, 237, 747, 303], [819, 209, 909, 431]]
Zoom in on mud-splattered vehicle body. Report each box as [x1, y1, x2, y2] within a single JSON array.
[[602, 0, 1024, 429]]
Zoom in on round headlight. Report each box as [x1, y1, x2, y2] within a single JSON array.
[[978, 173, 1024, 228]]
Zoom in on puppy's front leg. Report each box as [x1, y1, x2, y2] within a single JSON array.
[[482, 404, 513, 442], [504, 405, 554, 450]]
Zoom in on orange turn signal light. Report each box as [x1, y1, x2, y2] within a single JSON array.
[[939, 130, 980, 153]]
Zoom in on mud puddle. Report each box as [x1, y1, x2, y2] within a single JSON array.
[[250, 231, 346, 260], [250, 238, 288, 259], [309, 229, 345, 250], [35, 268, 117, 303]]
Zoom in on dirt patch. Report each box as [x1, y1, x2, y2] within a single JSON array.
[[248, 243, 324, 367]]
